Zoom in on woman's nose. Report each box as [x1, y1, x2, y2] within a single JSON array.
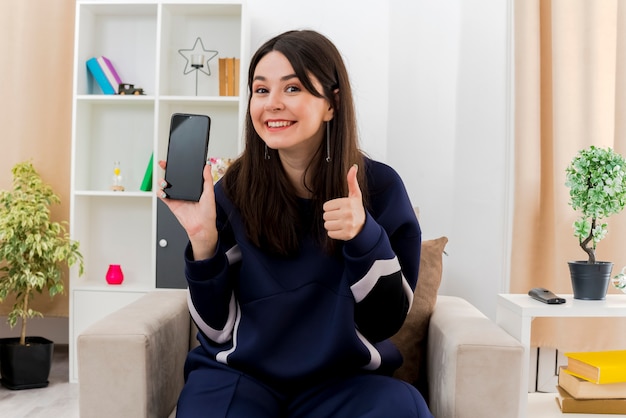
[[264, 92, 284, 111]]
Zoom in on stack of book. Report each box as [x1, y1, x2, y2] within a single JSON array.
[[86, 55, 123, 95], [556, 350, 626, 414], [218, 57, 240, 96]]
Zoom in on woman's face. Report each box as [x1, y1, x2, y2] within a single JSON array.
[[250, 51, 334, 161]]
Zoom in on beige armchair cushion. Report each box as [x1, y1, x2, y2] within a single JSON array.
[[390, 236, 448, 395]]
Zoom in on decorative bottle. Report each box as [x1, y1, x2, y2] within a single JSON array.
[[105, 264, 124, 285], [110, 161, 125, 191]]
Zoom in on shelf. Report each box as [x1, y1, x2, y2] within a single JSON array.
[[72, 282, 153, 293], [74, 95, 240, 104], [76, 3, 157, 16], [74, 190, 153, 198], [498, 294, 626, 318], [69, 0, 247, 383], [75, 4, 158, 96], [159, 95, 240, 104], [159, 3, 242, 96], [76, 94, 155, 103], [71, 0, 246, 290]]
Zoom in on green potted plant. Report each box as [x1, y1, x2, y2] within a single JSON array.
[[565, 145, 626, 300], [0, 161, 83, 389]]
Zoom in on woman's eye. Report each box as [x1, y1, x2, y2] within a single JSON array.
[[254, 87, 268, 94], [286, 85, 300, 93]]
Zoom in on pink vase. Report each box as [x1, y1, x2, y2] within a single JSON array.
[[105, 264, 124, 285]]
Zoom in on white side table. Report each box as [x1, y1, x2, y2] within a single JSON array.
[[496, 294, 626, 418]]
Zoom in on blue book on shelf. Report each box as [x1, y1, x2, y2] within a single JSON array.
[[86, 57, 115, 94]]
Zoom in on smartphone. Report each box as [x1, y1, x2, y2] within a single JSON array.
[[164, 113, 211, 201]]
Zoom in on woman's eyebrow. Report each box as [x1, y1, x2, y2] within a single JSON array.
[[253, 74, 298, 82]]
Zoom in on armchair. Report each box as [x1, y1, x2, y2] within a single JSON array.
[[78, 290, 524, 418], [78, 236, 524, 417]]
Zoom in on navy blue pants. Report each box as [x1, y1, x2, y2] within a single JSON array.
[[176, 349, 433, 418]]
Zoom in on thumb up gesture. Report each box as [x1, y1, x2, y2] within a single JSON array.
[[323, 164, 365, 241]]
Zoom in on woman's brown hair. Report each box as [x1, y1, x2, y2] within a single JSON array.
[[222, 30, 366, 256]]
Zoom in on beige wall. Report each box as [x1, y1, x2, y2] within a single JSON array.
[[0, 0, 76, 317]]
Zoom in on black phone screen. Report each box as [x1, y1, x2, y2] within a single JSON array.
[[164, 113, 211, 201]]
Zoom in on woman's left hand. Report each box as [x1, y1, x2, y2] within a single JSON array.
[[322, 164, 365, 241]]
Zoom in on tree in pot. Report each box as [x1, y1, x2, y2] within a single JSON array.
[[565, 146, 626, 300], [0, 161, 84, 389]]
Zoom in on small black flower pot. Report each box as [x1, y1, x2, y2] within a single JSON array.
[[0, 336, 54, 390], [568, 261, 613, 300]]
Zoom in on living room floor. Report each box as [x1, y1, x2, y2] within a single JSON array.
[[0, 347, 621, 418], [0, 345, 78, 418]]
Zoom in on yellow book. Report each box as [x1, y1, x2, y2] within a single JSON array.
[[226, 58, 235, 96], [564, 350, 626, 384], [555, 386, 626, 414], [218, 58, 227, 96], [559, 367, 626, 399], [234, 58, 240, 96]]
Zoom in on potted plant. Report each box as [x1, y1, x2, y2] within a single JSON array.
[[0, 161, 83, 389], [565, 145, 626, 300]]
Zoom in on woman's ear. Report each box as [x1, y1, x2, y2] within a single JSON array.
[[325, 88, 340, 120]]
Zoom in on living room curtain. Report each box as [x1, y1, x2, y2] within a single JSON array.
[[512, 0, 626, 350], [0, 0, 75, 317]]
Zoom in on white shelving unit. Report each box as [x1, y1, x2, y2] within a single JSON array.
[[69, 0, 248, 382]]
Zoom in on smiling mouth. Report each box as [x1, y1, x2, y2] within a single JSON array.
[[267, 120, 294, 128]]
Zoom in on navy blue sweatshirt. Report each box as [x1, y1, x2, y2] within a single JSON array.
[[185, 158, 421, 389]]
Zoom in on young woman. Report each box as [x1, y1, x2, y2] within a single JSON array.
[[159, 29, 432, 418]]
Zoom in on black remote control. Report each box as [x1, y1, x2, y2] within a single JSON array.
[[528, 287, 566, 304]]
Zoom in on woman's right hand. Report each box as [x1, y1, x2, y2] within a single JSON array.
[[158, 160, 218, 260]]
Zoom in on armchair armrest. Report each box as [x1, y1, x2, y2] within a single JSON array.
[[427, 295, 524, 418], [78, 289, 191, 418]]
